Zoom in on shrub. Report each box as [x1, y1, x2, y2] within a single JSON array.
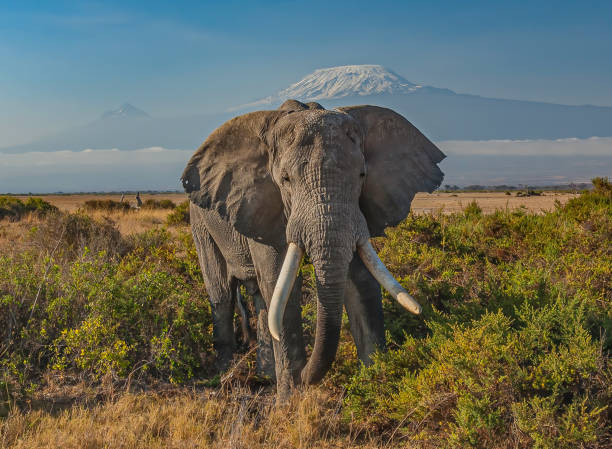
[[0, 196, 57, 220], [342, 179, 611, 447], [0, 196, 26, 220], [166, 200, 190, 225], [591, 176, 612, 196], [517, 190, 542, 197], [464, 200, 482, 217], [32, 212, 129, 260], [345, 303, 610, 447], [561, 178, 612, 222], [0, 212, 211, 395], [24, 197, 58, 214], [83, 199, 132, 212], [141, 198, 177, 210]]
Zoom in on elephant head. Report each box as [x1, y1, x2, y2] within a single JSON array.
[[182, 100, 445, 384]]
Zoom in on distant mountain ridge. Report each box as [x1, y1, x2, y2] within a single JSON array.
[[0, 103, 231, 154], [234, 65, 612, 141], [2, 65, 612, 154]]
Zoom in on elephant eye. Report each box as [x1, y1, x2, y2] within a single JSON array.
[[282, 173, 290, 183]]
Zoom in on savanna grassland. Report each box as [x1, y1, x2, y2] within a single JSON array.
[[0, 182, 610, 449], [10, 190, 579, 215]]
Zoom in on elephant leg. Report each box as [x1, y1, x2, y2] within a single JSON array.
[[235, 285, 256, 347], [258, 275, 306, 399], [344, 254, 386, 365], [253, 291, 275, 379], [192, 227, 237, 371], [248, 241, 307, 399]]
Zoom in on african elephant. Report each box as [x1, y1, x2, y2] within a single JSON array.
[[181, 99, 445, 398]]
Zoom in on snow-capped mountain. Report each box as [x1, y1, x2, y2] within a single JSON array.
[[232, 65, 612, 142], [100, 103, 150, 120], [236, 65, 450, 109]]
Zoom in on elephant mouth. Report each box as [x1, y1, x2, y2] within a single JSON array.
[[267, 239, 421, 374]]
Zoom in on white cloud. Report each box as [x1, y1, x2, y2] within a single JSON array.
[[1, 138, 611, 193], [438, 136, 612, 156], [0, 147, 192, 169], [438, 138, 611, 186], [0, 147, 193, 193]]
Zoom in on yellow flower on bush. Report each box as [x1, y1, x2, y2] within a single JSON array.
[[53, 316, 132, 378]]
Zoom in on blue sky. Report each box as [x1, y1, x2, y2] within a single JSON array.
[[1, 0, 611, 147]]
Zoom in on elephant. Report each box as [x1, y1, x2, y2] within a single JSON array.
[[181, 99, 445, 398]]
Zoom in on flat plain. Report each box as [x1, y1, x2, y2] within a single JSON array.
[[13, 191, 579, 214]]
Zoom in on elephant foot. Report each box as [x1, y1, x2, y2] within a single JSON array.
[[256, 349, 276, 381], [214, 346, 235, 373], [275, 384, 293, 406], [275, 371, 303, 406]]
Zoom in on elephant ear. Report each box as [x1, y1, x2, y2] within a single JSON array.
[[181, 110, 285, 244], [339, 105, 446, 237]]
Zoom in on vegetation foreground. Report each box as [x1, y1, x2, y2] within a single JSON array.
[[0, 180, 610, 448]]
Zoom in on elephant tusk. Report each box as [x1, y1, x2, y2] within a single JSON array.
[[268, 243, 304, 341], [357, 240, 422, 315]]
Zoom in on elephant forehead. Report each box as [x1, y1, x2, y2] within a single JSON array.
[[277, 110, 358, 138], [305, 110, 351, 128]]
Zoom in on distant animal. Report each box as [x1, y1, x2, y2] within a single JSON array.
[[181, 99, 445, 399], [135, 192, 142, 208]]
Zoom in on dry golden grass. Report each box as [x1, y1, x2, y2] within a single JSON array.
[[2, 194, 185, 245], [0, 213, 39, 254], [411, 191, 578, 214], [11, 193, 187, 213], [86, 209, 172, 235], [1, 387, 383, 449]]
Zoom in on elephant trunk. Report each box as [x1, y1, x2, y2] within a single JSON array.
[[300, 242, 352, 385], [267, 208, 422, 385]]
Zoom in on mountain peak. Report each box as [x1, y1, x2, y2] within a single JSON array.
[[234, 64, 430, 110], [100, 103, 150, 120], [295, 64, 421, 98]]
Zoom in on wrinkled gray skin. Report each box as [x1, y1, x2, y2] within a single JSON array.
[[182, 100, 445, 398]]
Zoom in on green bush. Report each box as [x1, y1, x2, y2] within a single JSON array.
[[562, 177, 612, 222], [0, 196, 57, 220], [591, 177, 612, 195], [342, 179, 611, 447], [346, 303, 610, 447], [166, 200, 190, 226], [0, 213, 211, 396], [464, 200, 482, 217]]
